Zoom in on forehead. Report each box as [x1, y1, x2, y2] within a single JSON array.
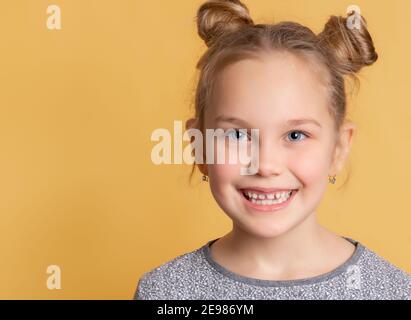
[[208, 51, 331, 126]]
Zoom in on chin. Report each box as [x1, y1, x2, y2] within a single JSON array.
[[234, 218, 297, 239]]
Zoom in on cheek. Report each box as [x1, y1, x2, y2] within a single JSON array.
[[208, 163, 240, 187], [208, 163, 243, 215], [207, 140, 246, 186], [288, 146, 332, 187]]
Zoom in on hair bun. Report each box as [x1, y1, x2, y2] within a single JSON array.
[[318, 10, 378, 75], [196, 0, 254, 47]]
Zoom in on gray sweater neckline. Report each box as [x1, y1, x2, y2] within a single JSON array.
[[202, 236, 365, 287]]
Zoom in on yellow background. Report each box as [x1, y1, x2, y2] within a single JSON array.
[[0, 0, 409, 299]]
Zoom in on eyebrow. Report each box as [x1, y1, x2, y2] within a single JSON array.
[[214, 116, 322, 128]]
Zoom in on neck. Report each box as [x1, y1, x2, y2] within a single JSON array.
[[222, 212, 337, 275]]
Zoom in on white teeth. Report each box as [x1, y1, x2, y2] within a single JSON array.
[[244, 190, 293, 205]]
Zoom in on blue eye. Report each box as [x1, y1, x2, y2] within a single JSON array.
[[225, 129, 248, 142], [287, 130, 308, 142]]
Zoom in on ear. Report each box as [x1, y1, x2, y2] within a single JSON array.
[[185, 118, 208, 176], [330, 121, 357, 176]]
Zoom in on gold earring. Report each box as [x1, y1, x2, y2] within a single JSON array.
[[202, 175, 209, 182], [328, 175, 337, 184]]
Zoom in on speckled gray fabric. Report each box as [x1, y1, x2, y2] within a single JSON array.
[[134, 237, 411, 300]]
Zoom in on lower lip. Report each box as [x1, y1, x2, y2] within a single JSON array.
[[239, 189, 298, 213]]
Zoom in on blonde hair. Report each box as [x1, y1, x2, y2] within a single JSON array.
[[189, 0, 378, 184]]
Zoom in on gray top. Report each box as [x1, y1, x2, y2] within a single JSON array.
[[134, 237, 411, 300]]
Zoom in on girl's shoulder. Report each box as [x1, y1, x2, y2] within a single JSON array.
[[357, 242, 411, 298], [133, 245, 207, 300]]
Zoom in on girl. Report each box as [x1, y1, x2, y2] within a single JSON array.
[[135, 0, 411, 299]]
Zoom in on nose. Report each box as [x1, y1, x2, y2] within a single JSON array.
[[256, 137, 284, 177]]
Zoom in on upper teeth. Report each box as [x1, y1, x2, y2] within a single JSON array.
[[245, 191, 292, 200]]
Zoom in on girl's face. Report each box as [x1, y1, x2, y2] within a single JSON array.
[[201, 51, 354, 239]]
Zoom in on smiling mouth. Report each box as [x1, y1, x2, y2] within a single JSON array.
[[239, 189, 298, 206]]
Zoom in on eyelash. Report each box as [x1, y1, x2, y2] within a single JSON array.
[[224, 129, 250, 142], [224, 129, 310, 142], [286, 130, 310, 142]]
